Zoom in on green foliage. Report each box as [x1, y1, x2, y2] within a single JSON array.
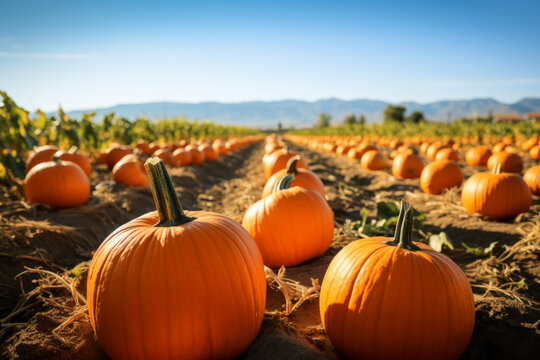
[[406, 111, 425, 123], [429, 232, 454, 252], [358, 115, 366, 125], [383, 105, 406, 123], [462, 241, 497, 257], [316, 112, 332, 128], [343, 114, 358, 126]]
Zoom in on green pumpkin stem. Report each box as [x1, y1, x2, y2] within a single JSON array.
[[144, 157, 195, 227], [286, 155, 300, 175], [493, 163, 502, 175], [386, 200, 420, 251], [272, 174, 294, 194]]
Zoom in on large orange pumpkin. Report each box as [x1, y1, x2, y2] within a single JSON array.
[[465, 146, 492, 166], [88, 158, 266, 360], [25, 145, 59, 173], [391, 153, 424, 179], [320, 201, 475, 360], [112, 154, 148, 187], [361, 150, 389, 170], [24, 159, 90, 208], [262, 155, 325, 198], [487, 151, 523, 173], [523, 165, 540, 196], [55, 147, 92, 177], [242, 175, 333, 267], [420, 159, 463, 194], [462, 165, 532, 219]]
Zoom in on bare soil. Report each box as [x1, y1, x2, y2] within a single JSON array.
[[1, 141, 539, 359]]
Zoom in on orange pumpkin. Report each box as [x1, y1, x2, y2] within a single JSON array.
[[347, 144, 377, 160], [262, 155, 325, 198], [112, 155, 147, 187], [435, 147, 460, 162], [198, 144, 217, 161], [55, 147, 92, 177], [152, 148, 175, 166], [185, 145, 205, 165], [320, 201, 474, 360], [361, 150, 389, 170], [24, 159, 90, 208], [426, 143, 448, 160], [243, 175, 333, 267], [462, 165, 532, 219], [25, 145, 59, 173], [88, 158, 266, 359], [487, 151, 523, 173], [135, 140, 152, 155], [492, 142, 508, 153], [106, 145, 133, 169], [523, 165, 540, 196], [263, 147, 308, 179], [391, 153, 424, 179], [465, 146, 492, 166], [172, 148, 192, 166], [522, 137, 539, 151], [530, 145, 540, 160], [420, 160, 463, 194]]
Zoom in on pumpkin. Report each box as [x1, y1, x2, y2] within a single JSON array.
[[242, 175, 333, 267], [523, 165, 540, 196], [487, 151, 523, 173], [391, 153, 424, 179], [522, 137, 539, 151], [88, 158, 266, 360], [185, 145, 205, 165], [320, 201, 475, 360], [213, 141, 227, 156], [361, 150, 389, 170], [136, 140, 152, 155], [435, 147, 460, 162], [152, 148, 175, 166], [420, 159, 463, 194], [25, 145, 59, 173], [465, 146, 492, 166], [265, 141, 283, 154], [492, 142, 508, 153], [199, 144, 217, 161], [172, 148, 192, 166], [263, 147, 308, 179], [426, 143, 447, 160], [112, 155, 148, 187], [347, 144, 377, 160], [462, 165, 532, 219], [262, 155, 325, 198], [336, 145, 352, 156], [106, 145, 133, 169], [24, 159, 90, 208], [530, 145, 540, 160], [55, 147, 92, 177]]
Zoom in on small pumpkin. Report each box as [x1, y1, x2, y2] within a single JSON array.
[[112, 154, 148, 187], [435, 147, 460, 162], [462, 164, 532, 219], [55, 147, 92, 177], [106, 145, 133, 169], [152, 148, 175, 166], [172, 148, 192, 166], [420, 159, 463, 194], [263, 147, 308, 179], [185, 145, 205, 165], [198, 144, 217, 161], [523, 165, 540, 196], [262, 155, 325, 198], [465, 146, 492, 166], [88, 158, 266, 359], [487, 151, 523, 173], [347, 144, 377, 160], [360, 150, 389, 170], [320, 201, 475, 360], [24, 158, 90, 208], [530, 144, 540, 160], [242, 175, 334, 267], [391, 153, 424, 179], [25, 145, 59, 173]]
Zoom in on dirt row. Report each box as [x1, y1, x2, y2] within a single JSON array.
[[1, 140, 539, 359]]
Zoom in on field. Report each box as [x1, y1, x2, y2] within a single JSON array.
[[0, 129, 539, 358]]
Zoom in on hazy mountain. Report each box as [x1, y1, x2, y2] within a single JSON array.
[[62, 97, 540, 128]]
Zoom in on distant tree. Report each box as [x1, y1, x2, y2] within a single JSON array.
[[406, 111, 425, 123], [316, 112, 332, 128], [343, 114, 358, 126], [358, 115, 366, 125], [383, 105, 406, 123]]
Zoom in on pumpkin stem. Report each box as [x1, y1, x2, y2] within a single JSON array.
[[286, 155, 300, 175], [144, 157, 195, 227], [69, 146, 79, 153], [272, 174, 294, 193], [493, 163, 502, 175], [385, 200, 420, 251]]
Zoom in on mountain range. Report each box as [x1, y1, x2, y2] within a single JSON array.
[[62, 97, 540, 128]]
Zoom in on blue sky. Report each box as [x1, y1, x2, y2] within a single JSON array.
[[1, 0, 539, 112]]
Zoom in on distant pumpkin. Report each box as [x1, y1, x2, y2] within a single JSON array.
[[487, 151, 523, 173], [391, 153, 424, 179], [25, 145, 59, 173], [112, 155, 148, 187], [55, 147, 92, 177], [420, 160, 463, 194], [465, 146, 492, 166], [523, 165, 540, 196], [361, 150, 389, 170]]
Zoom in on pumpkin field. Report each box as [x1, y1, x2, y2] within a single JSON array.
[[1, 92, 540, 359]]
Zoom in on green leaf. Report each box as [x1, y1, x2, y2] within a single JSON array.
[[429, 232, 454, 252], [462, 241, 497, 257], [376, 201, 400, 218]]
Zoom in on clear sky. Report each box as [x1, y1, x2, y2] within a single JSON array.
[[1, 0, 539, 112]]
